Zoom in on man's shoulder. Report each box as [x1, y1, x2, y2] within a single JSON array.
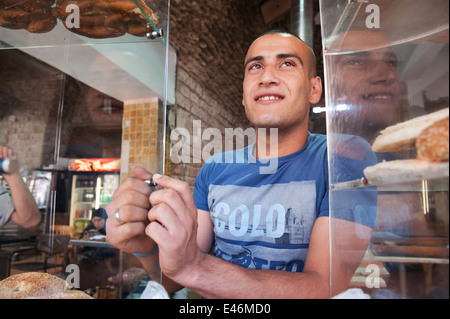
[[308, 132, 327, 145], [303, 133, 328, 158], [204, 146, 251, 166]]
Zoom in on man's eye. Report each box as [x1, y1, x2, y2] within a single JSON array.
[[249, 63, 262, 71], [344, 59, 364, 66], [386, 59, 398, 68], [281, 61, 295, 67]]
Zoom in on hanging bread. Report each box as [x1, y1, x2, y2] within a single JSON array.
[[52, 0, 159, 38], [0, 0, 57, 33]]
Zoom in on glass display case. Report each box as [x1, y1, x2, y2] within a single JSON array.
[[320, 0, 448, 298], [1, 0, 174, 297]]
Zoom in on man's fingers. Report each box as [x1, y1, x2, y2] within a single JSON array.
[[116, 176, 152, 199], [146, 220, 170, 245], [106, 189, 150, 221], [133, 166, 153, 181], [106, 219, 146, 244], [106, 167, 155, 223], [147, 202, 180, 231], [149, 188, 198, 226], [152, 174, 197, 212], [115, 205, 149, 224]]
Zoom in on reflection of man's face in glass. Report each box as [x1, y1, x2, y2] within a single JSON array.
[[86, 88, 124, 126], [332, 31, 402, 133]]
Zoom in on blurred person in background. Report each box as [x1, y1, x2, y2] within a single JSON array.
[[0, 145, 41, 229]]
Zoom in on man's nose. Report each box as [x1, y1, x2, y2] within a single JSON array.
[[368, 61, 398, 85], [259, 65, 280, 86]]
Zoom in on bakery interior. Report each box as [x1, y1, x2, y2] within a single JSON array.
[[0, 0, 448, 299]]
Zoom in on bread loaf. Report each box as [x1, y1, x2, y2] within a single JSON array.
[[372, 108, 449, 153], [363, 159, 449, 184], [416, 117, 449, 161], [0, 272, 93, 299]]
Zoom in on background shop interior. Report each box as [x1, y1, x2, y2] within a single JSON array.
[[0, 0, 448, 299]]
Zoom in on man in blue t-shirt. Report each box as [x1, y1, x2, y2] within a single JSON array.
[[105, 30, 375, 298]]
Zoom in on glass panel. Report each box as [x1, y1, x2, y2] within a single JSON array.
[[320, 0, 449, 298], [1, 0, 170, 298]]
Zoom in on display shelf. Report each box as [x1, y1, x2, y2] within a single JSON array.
[[320, 0, 449, 298], [331, 162, 449, 191]]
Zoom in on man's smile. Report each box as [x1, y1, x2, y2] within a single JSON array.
[[362, 92, 394, 100], [360, 91, 396, 104], [255, 93, 285, 102]]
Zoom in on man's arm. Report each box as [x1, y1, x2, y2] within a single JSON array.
[[184, 217, 331, 299], [0, 147, 41, 228], [188, 217, 371, 299], [5, 172, 41, 228]]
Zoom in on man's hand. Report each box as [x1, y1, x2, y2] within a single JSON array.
[[0, 145, 13, 159], [105, 167, 156, 255], [146, 175, 204, 285]]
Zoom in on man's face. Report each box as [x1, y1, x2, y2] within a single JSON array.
[[92, 217, 105, 231], [331, 31, 401, 128], [242, 33, 322, 132], [86, 88, 124, 126]]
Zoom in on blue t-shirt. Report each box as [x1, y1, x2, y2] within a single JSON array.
[[193, 133, 329, 272]]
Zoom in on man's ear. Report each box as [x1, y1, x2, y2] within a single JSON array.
[[309, 76, 323, 105]]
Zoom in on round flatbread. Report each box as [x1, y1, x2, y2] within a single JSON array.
[[0, 272, 93, 299], [416, 117, 449, 161]]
